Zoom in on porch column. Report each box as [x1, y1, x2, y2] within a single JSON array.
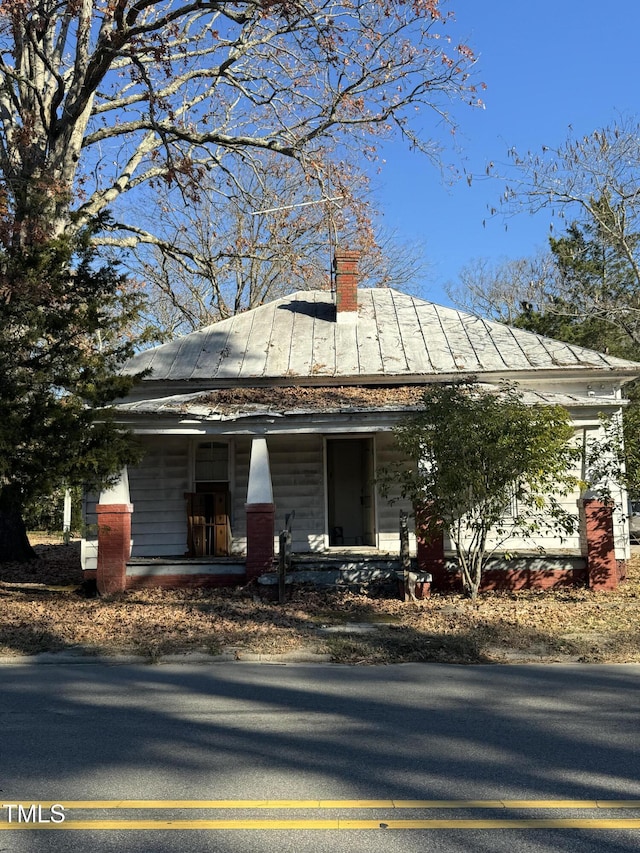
[[582, 496, 620, 591], [414, 502, 447, 590], [63, 488, 72, 535], [245, 438, 275, 582], [96, 469, 133, 595]]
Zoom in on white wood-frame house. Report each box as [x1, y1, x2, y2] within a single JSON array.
[[82, 251, 640, 593]]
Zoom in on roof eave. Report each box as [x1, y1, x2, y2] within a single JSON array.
[[117, 365, 640, 405]]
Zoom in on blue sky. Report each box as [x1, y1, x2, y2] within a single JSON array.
[[375, 0, 640, 305]]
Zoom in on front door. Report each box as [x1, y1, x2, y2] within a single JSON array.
[[327, 437, 375, 547], [185, 441, 231, 556]]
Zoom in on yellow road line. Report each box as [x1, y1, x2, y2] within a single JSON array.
[[8, 799, 640, 810], [2, 818, 640, 831]]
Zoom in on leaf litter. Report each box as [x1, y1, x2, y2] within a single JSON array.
[[1, 537, 639, 664]]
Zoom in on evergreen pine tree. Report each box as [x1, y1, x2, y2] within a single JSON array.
[[514, 209, 640, 498], [0, 218, 145, 561]]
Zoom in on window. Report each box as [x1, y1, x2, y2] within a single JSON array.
[[195, 441, 228, 484]]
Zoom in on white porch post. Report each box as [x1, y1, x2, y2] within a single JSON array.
[[98, 467, 131, 506], [96, 468, 133, 595], [245, 438, 275, 581], [63, 489, 72, 535]]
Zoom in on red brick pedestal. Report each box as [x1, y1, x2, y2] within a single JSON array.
[[96, 503, 133, 595], [415, 505, 447, 591], [245, 502, 275, 582], [417, 532, 446, 590], [583, 498, 619, 591]]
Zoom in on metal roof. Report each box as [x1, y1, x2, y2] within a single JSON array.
[[123, 288, 640, 383]]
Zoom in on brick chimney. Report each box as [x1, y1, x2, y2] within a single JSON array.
[[334, 249, 360, 323]]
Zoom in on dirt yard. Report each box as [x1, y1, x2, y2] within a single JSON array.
[[1, 535, 639, 664]]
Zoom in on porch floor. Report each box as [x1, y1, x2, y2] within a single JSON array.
[[128, 556, 245, 564], [126, 556, 245, 578]]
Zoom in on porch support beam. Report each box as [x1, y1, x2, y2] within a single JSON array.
[[96, 469, 133, 595], [245, 439, 275, 581], [414, 502, 446, 590], [582, 497, 622, 591]]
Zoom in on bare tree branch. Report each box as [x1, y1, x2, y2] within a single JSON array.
[[0, 0, 481, 244]]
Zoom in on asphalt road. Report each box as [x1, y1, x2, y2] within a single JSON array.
[[1, 660, 639, 852]]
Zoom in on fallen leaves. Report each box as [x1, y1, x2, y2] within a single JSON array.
[[1, 539, 640, 664]]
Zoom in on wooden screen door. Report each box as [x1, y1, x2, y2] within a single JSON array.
[[185, 490, 231, 556]]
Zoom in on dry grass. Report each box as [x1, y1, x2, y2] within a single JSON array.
[[1, 537, 639, 664]]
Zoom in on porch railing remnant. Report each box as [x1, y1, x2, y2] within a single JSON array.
[[278, 510, 295, 604], [399, 510, 411, 601], [398, 509, 432, 600]]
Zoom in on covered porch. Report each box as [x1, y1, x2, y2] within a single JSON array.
[[82, 428, 415, 593], [84, 427, 624, 595]]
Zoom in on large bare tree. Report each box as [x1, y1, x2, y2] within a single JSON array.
[[446, 252, 559, 325], [0, 1, 481, 559], [449, 121, 640, 499], [125, 152, 430, 336], [0, 0, 482, 247], [497, 119, 640, 345]]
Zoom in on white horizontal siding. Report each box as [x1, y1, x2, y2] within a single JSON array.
[[127, 502, 188, 520], [269, 435, 325, 552], [82, 417, 629, 572], [233, 436, 326, 553], [128, 436, 190, 557], [481, 488, 583, 554], [373, 433, 592, 557], [81, 538, 98, 572], [375, 432, 416, 553], [231, 438, 250, 553]]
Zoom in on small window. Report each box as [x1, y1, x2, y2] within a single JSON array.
[[503, 484, 519, 519], [195, 442, 228, 483]]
